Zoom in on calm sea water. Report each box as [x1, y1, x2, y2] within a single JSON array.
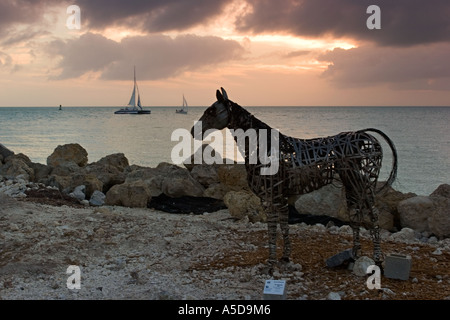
[[0, 106, 448, 196]]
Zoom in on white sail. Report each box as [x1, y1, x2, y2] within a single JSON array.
[[137, 91, 142, 109], [183, 95, 188, 110], [127, 85, 136, 108]]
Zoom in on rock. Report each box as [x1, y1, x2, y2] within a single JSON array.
[[326, 248, 354, 268], [294, 182, 400, 231], [0, 155, 34, 181], [203, 183, 231, 200], [68, 173, 103, 198], [161, 167, 205, 198], [223, 190, 265, 222], [216, 163, 249, 191], [29, 162, 51, 182], [391, 227, 416, 242], [397, 189, 450, 238], [327, 292, 341, 300], [70, 185, 86, 201], [43, 175, 72, 191], [428, 185, 450, 238], [0, 143, 14, 161], [91, 153, 129, 172], [430, 184, 450, 198], [89, 190, 106, 206], [84, 162, 126, 193], [105, 181, 151, 208], [295, 184, 345, 218], [190, 164, 219, 187], [47, 143, 88, 168], [183, 144, 222, 171], [428, 197, 450, 238], [398, 196, 434, 232], [375, 185, 416, 230], [432, 248, 443, 255], [353, 256, 375, 277]]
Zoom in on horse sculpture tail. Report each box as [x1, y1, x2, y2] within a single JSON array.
[[361, 128, 398, 194]]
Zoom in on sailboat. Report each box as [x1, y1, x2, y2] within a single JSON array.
[[175, 94, 188, 114], [114, 67, 151, 115]]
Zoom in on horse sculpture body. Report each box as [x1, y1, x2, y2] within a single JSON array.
[[191, 88, 398, 270]]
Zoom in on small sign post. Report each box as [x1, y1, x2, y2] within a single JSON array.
[[263, 280, 286, 300]]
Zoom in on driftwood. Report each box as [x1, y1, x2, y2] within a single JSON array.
[[192, 88, 398, 270]]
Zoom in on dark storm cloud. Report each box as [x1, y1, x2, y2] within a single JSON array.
[[74, 0, 230, 32], [237, 0, 450, 47], [318, 43, 450, 90], [48, 33, 245, 80]]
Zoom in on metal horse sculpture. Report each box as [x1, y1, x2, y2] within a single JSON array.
[[191, 88, 398, 270]]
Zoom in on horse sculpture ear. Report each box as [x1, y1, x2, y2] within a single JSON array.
[[221, 87, 228, 101], [216, 89, 224, 102]]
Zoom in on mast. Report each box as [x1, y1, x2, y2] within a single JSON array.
[[127, 66, 137, 109]]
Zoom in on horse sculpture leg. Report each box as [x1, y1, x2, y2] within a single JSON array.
[[265, 201, 290, 272], [368, 207, 383, 266], [266, 203, 278, 268], [279, 203, 291, 262]]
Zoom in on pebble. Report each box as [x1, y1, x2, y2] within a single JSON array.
[[327, 292, 341, 300], [432, 248, 443, 255]]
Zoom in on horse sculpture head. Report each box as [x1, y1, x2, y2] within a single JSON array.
[[190, 87, 231, 138]]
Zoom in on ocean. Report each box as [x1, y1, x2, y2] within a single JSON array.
[[0, 106, 448, 196]]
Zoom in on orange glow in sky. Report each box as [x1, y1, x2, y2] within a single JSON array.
[[0, 1, 449, 107]]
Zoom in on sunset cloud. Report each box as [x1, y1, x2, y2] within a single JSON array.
[[318, 43, 450, 90], [73, 0, 230, 32], [48, 33, 245, 80], [237, 0, 450, 47]]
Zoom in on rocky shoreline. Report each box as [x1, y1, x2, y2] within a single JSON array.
[[1, 143, 449, 300]]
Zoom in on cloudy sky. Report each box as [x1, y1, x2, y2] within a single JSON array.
[[1, 0, 449, 106]]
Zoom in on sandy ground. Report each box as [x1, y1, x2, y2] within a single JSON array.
[[0, 193, 449, 301]]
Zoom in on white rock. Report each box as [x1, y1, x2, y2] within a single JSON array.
[[327, 292, 341, 300], [432, 248, 443, 255], [353, 256, 375, 277]]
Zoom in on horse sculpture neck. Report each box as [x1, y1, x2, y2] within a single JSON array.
[[227, 101, 272, 133], [226, 101, 281, 167]]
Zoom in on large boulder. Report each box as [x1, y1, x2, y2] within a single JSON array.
[[0, 154, 34, 181], [428, 197, 450, 238], [430, 184, 450, 198], [216, 163, 249, 191], [428, 184, 450, 238], [29, 162, 52, 182], [294, 182, 408, 231], [126, 162, 205, 198], [0, 143, 14, 162], [105, 181, 151, 208], [161, 168, 205, 198], [84, 154, 129, 193], [397, 184, 450, 238], [397, 196, 434, 232], [295, 184, 346, 218], [190, 164, 219, 187], [223, 190, 266, 223], [47, 143, 88, 168], [91, 153, 129, 172]]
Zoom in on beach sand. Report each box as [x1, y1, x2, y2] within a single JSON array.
[[0, 193, 449, 300]]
